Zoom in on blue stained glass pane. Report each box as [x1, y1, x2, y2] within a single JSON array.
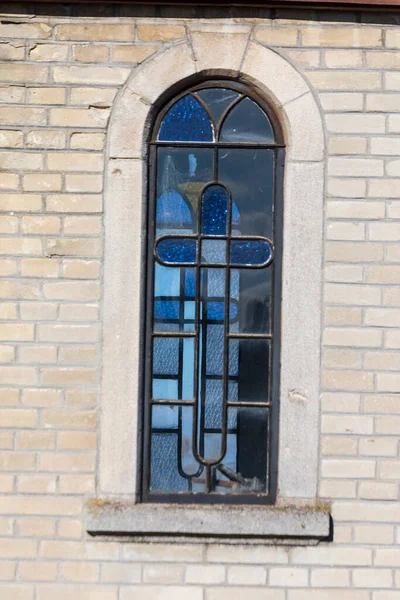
[[206, 325, 224, 376], [156, 191, 192, 227], [153, 337, 179, 375], [202, 185, 228, 235], [185, 269, 195, 297], [207, 300, 238, 322], [156, 238, 197, 264], [230, 240, 272, 266], [152, 378, 178, 400], [202, 239, 226, 264], [150, 433, 187, 491], [204, 380, 238, 429], [154, 299, 180, 321], [208, 268, 225, 297], [158, 95, 213, 142], [152, 405, 179, 429]]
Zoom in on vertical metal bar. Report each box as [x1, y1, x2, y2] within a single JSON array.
[[191, 183, 203, 477], [177, 268, 191, 489], [220, 187, 233, 463], [199, 268, 208, 466]]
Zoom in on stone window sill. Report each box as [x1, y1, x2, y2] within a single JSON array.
[[85, 499, 331, 545]]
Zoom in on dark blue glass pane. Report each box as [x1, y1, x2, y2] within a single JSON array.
[[230, 240, 272, 266], [158, 95, 213, 142], [154, 299, 180, 321], [207, 300, 238, 321], [185, 269, 195, 296], [157, 238, 197, 264], [202, 185, 229, 235], [156, 191, 192, 227], [220, 97, 274, 143], [196, 88, 239, 125]]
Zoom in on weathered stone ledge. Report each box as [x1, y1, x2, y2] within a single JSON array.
[[85, 499, 331, 545]]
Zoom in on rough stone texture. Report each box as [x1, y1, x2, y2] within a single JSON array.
[[0, 3, 399, 597], [86, 502, 329, 543]]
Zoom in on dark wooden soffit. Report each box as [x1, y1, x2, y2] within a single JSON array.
[[16, 0, 400, 7]]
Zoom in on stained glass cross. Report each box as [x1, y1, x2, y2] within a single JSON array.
[[155, 183, 273, 270]]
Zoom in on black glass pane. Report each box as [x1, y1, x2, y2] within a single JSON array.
[[196, 88, 240, 126], [228, 406, 269, 492], [235, 338, 271, 404], [219, 97, 275, 143], [230, 268, 272, 335], [157, 147, 213, 235], [218, 149, 274, 239], [158, 94, 213, 142]]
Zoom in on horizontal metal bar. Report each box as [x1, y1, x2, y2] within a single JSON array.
[[227, 401, 271, 408], [226, 333, 272, 339], [152, 331, 196, 338], [151, 141, 284, 149], [155, 233, 274, 243], [151, 399, 195, 406]]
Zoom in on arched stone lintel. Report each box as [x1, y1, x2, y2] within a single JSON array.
[[100, 33, 325, 504]]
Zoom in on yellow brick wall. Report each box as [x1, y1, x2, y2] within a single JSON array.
[[0, 3, 400, 598]]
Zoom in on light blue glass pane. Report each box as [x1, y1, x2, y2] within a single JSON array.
[[202, 239, 226, 264], [230, 240, 272, 266], [202, 185, 228, 235], [182, 338, 194, 401], [207, 268, 225, 297], [184, 300, 195, 321], [196, 88, 239, 124], [179, 407, 204, 482], [158, 95, 213, 142], [157, 238, 197, 264], [202, 432, 223, 462], [206, 325, 224, 376], [152, 405, 179, 429], [229, 380, 238, 402], [154, 264, 180, 297], [156, 191, 192, 229], [154, 299, 179, 321], [150, 433, 187, 492], [220, 97, 275, 143], [204, 380, 237, 429], [229, 339, 239, 377], [204, 380, 222, 429], [152, 378, 178, 400], [153, 337, 179, 375]]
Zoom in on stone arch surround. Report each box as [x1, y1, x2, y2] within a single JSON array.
[[98, 26, 326, 508]]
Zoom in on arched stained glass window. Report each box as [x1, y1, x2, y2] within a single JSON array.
[[143, 81, 284, 504]]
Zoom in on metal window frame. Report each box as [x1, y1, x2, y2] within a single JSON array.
[[141, 78, 285, 505]]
